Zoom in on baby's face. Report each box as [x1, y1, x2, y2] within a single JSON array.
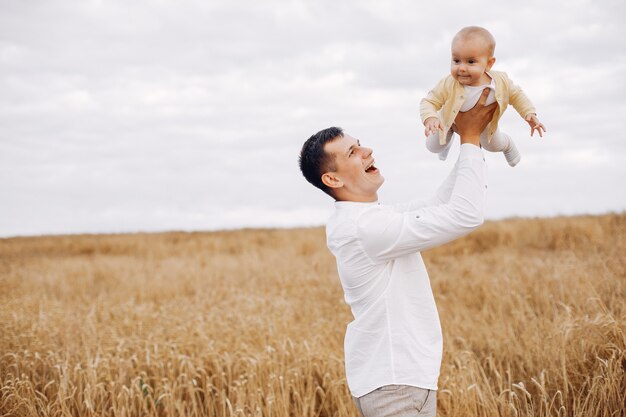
[[450, 36, 495, 86]]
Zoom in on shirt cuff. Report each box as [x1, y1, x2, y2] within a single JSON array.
[[459, 143, 484, 160]]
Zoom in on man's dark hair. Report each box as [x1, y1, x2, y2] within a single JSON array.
[[299, 127, 343, 198]]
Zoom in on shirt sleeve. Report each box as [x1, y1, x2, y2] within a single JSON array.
[[419, 76, 449, 122], [356, 144, 486, 262], [505, 73, 537, 119]]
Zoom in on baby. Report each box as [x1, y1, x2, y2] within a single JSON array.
[[420, 26, 546, 166]]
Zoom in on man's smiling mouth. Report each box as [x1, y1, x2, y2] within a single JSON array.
[[365, 160, 378, 173]]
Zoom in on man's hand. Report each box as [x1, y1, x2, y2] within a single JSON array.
[[453, 89, 498, 146], [525, 113, 546, 137], [424, 117, 443, 138]]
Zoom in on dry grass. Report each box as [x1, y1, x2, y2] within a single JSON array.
[[1, 213, 624, 417]]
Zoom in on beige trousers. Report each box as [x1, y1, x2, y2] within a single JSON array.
[[353, 385, 437, 417]]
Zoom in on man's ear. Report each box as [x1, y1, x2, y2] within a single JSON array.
[[321, 172, 343, 190], [486, 56, 496, 71]]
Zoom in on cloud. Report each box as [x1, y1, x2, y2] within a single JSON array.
[[0, 0, 625, 236]]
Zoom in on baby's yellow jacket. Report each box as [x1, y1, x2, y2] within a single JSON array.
[[420, 70, 536, 145]]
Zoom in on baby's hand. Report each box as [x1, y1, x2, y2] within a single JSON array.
[[525, 114, 546, 138], [424, 117, 443, 138]]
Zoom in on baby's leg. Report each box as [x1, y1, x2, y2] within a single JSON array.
[[480, 129, 521, 167], [426, 128, 454, 161]]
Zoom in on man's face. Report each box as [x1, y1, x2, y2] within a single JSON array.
[[322, 134, 384, 202]]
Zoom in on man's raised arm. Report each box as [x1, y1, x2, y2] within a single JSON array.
[[357, 89, 497, 261], [455, 88, 497, 146], [399, 89, 497, 212]]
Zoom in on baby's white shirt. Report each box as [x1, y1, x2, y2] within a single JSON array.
[[460, 75, 496, 112]]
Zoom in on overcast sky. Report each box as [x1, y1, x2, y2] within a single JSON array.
[[1, 0, 625, 237]]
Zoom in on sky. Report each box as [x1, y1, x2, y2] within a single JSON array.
[[1, 0, 625, 237]]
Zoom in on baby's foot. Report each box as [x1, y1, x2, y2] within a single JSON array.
[[503, 141, 521, 167]]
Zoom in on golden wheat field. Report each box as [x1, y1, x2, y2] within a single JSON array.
[[1, 213, 625, 417]]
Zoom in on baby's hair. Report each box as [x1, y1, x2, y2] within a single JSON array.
[[453, 26, 496, 57]]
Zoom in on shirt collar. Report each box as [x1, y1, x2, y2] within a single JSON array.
[[334, 200, 380, 208]]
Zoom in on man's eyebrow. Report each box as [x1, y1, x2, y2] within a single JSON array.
[[345, 140, 361, 156]]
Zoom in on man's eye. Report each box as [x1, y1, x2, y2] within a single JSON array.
[[468, 60, 475, 64], [453, 60, 460, 64]]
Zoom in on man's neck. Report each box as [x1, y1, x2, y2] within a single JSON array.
[[335, 193, 378, 203]]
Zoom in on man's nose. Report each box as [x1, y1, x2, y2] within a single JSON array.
[[362, 147, 373, 158]]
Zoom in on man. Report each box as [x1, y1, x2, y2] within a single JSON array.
[[298, 89, 496, 417]]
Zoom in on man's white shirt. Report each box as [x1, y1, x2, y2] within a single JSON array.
[[326, 144, 487, 397]]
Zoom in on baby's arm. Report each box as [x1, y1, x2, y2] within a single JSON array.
[[420, 76, 449, 137], [424, 117, 443, 137], [524, 113, 546, 137], [506, 74, 547, 137]]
